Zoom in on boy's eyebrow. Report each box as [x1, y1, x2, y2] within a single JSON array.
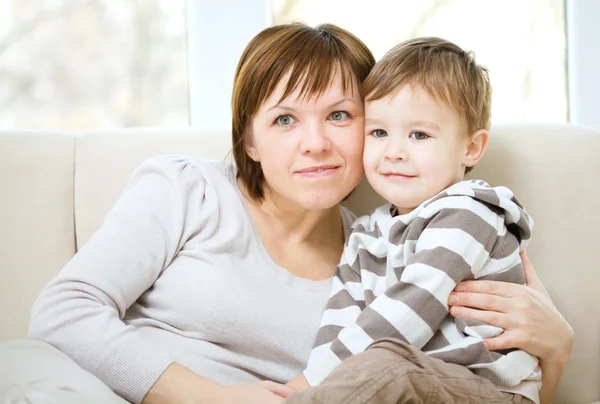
[[365, 118, 385, 125], [267, 98, 356, 112], [407, 120, 441, 130], [364, 119, 441, 130]]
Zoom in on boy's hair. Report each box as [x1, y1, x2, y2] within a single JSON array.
[[232, 23, 375, 201], [363, 38, 492, 166]]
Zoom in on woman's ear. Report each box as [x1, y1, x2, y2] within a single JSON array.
[[244, 131, 260, 162], [463, 129, 489, 168]]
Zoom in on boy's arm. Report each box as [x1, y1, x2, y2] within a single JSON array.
[[302, 259, 368, 386], [323, 204, 503, 371], [302, 217, 379, 386]]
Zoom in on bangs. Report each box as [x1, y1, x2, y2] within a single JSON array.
[[278, 57, 357, 104], [260, 28, 361, 105], [364, 58, 457, 106], [363, 37, 491, 132]]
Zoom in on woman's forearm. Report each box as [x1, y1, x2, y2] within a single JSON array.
[[143, 363, 223, 404], [538, 356, 568, 404]]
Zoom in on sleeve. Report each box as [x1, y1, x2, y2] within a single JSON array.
[[28, 155, 208, 404], [303, 215, 387, 386], [302, 259, 365, 385], [306, 200, 504, 385]]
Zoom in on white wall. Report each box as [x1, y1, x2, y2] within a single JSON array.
[[186, 0, 271, 131], [567, 0, 600, 131], [188, 1, 600, 132]]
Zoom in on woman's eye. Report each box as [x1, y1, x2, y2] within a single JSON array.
[[370, 129, 387, 138], [330, 111, 348, 121], [275, 115, 296, 126], [410, 131, 429, 140]]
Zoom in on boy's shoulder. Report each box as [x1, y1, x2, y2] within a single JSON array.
[[350, 203, 396, 239], [420, 180, 532, 238], [348, 180, 529, 238], [422, 180, 519, 213]]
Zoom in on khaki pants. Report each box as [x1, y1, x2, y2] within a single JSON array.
[[286, 338, 534, 404], [0, 340, 129, 404]]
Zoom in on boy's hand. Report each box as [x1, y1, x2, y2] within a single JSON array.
[[286, 374, 310, 391]]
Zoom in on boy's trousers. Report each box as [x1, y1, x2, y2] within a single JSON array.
[[286, 338, 535, 404]]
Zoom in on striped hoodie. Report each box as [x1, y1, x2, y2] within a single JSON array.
[[304, 180, 541, 403]]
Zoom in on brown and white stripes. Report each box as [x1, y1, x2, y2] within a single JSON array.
[[304, 180, 542, 401]]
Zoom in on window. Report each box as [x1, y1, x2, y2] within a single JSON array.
[[0, 0, 189, 131], [272, 0, 567, 124]]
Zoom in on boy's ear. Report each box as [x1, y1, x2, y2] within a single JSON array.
[[463, 129, 489, 168]]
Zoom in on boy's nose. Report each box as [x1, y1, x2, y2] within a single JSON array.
[[385, 138, 408, 160]]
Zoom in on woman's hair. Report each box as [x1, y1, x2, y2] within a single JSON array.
[[231, 22, 375, 201], [363, 37, 492, 135]]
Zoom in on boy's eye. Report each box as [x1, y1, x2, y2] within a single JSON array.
[[370, 129, 387, 138], [275, 115, 297, 126], [330, 111, 348, 121], [410, 131, 429, 140]]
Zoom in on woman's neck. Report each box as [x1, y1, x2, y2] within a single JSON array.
[[237, 178, 345, 280], [238, 179, 343, 245]]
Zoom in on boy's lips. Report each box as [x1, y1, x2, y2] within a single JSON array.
[[381, 172, 417, 180], [382, 171, 416, 177]]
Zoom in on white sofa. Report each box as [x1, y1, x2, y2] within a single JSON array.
[[0, 125, 599, 403]]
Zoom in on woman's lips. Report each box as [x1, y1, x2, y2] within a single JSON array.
[[295, 165, 339, 177]]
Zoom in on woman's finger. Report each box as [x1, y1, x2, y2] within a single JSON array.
[[520, 250, 550, 298], [454, 279, 518, 297], [520, 250, 536, 286], [260, 381, 297, 398], [449, 291, 511, 313], [449, 305, 509, 328], [483, 334, 518, 352]]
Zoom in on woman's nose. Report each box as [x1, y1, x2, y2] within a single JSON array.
[[301, 124, 331, 154]]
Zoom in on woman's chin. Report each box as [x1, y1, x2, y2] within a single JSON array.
[[295, 191, 349, 211]]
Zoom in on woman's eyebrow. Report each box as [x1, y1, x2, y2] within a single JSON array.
[[267, 104, 295, 112], [267, 98, 355, 113], [328, 98, 356, 109]]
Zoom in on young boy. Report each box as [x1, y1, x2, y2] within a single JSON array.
[[287, 37, 541, 403]]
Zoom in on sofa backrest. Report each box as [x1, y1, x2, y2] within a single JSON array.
[[1, 124, 599, 403], [0, 131, 77, 344]]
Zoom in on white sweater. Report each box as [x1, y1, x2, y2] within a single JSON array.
[[305, 180, 541, 403], [29, 156, 355, 404]]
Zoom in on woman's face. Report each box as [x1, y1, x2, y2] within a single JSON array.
[[247, 73, 365, 211]]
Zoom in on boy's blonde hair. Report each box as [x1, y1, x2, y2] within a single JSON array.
[[363, 37, 492, 135]]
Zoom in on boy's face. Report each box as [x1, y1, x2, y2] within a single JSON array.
[[363, 83, 473, 214]]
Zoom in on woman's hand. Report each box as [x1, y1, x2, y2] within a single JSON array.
[[448, 251, 573, 363], [218, 381, 297, 404], [448, 251, 573, 404], [143, 363, 296, 404]]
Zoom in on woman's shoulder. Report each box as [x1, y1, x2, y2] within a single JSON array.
[[130, 155, 236, 188], [133, 154, 234, 176]]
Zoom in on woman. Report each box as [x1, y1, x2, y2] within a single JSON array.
[[24, 23, 572, 404]]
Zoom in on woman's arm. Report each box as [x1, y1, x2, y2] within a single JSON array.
[[29, 157, 209, 403], [448, 251, 573, 404], [144, 363, 295, 404]]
